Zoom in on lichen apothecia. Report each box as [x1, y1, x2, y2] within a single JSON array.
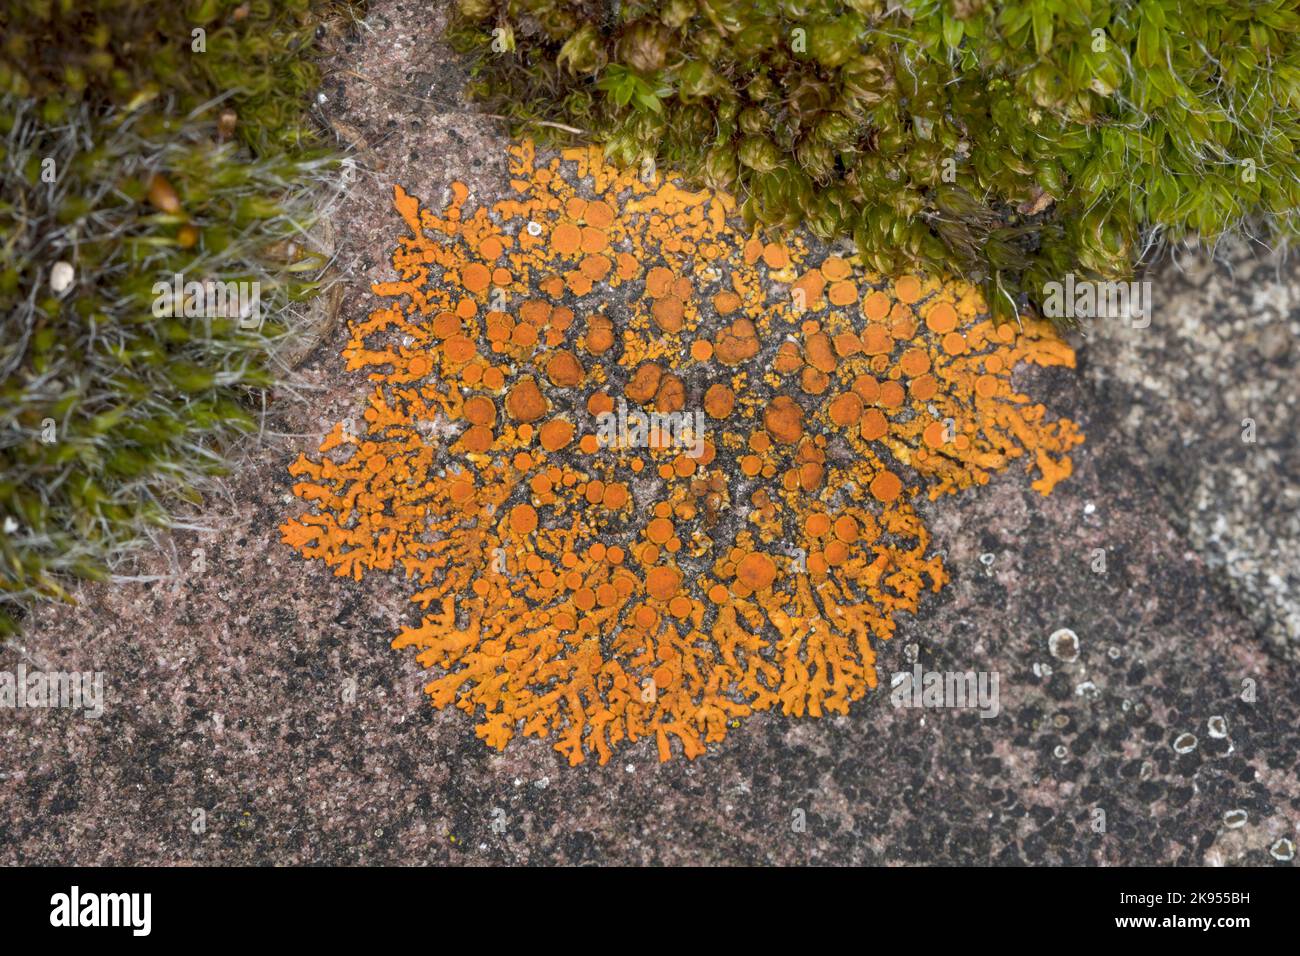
[[281, 141, 1083, 766]]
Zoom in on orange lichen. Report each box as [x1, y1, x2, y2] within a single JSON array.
[[282, 140, 1083, 767]]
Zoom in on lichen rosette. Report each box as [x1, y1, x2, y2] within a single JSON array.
[[281, 141, 1082, 765]]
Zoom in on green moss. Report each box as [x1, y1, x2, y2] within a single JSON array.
[[447, 0, 1300, 320], [0, 0, 364, 636], [0, 0, 351, 152]]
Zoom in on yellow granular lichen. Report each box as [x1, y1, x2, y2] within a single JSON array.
[[280, 141, 1084, 766]]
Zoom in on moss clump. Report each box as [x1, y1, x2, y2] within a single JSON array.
[[0, 0, 343, 152], [0, 1, 362, 636], [446, 0, 1300, 320]]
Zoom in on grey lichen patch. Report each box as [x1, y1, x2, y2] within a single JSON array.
[[1048, 627, 1080, 663]]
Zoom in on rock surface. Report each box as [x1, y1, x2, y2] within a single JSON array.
[[2, 0, 1297, 866], [1083, 239, 1300, 657]]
